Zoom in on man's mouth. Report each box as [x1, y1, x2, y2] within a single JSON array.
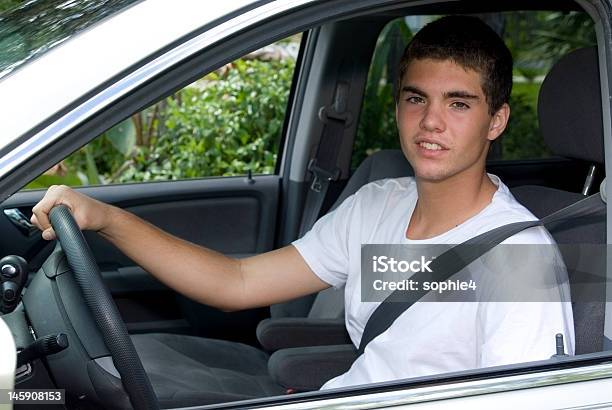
[[418, 141, 445, 151]]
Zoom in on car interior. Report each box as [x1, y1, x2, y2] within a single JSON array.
[[0, 0, 610, 409]]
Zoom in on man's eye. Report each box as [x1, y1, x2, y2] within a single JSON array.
[[406, 96, 424, 104], [451, 101, 470, 110]]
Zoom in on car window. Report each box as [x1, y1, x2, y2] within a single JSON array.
[[352, 11, 596, 169], [24, 34, 302, 189], [0, 0, 142, 80]]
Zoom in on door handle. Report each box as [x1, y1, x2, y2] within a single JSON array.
[[3, 208, 38, 237]]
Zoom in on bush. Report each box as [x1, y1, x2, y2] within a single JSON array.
[[28, 55, 295, 188], [120, 57, 293, 182], [352, 19, 411, 169], [501, 92, 551, 160]]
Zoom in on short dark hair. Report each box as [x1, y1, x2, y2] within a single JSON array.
[[396, 15, 513, 115]]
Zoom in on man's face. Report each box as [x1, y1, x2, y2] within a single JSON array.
[[396, 58, 509, 183]]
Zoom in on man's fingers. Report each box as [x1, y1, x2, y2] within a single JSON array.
[[31, 185, 63, 233], [42, 228, 56, 241], [31, 203, 52, 232], [31, 185, 89, 239], [32, 211, 55, 240]]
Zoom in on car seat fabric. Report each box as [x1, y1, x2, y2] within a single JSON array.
[[538, 47, 604, 164], [131, 333, 285, 408], [511, 46, 606, 355], [267, 344, 358, 391], [256, 317, 351, 351]]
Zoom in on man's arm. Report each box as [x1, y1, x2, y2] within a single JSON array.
[[31, 185, 330, 312]]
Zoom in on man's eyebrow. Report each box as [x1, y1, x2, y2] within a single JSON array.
[[401, 86, 480, 101], [444, 90, 480, 100], [401, 85, 427, 97]]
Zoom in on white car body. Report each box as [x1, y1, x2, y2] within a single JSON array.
[[0, 0, 611, 409], [0, 318, 15, 410]]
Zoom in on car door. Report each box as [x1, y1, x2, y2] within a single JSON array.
[[0, 33, 305, 345]]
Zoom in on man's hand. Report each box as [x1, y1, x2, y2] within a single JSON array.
[[30, 185, 113, 240]]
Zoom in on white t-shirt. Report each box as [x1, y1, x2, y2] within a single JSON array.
[[292, 174, 575, 389]]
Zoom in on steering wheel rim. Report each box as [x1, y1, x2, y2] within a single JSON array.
[[49, 205, 159, 410]]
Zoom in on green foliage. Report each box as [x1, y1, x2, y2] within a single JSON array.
[[24, 173, 81, 190], [30, 55, 295, 188], [120, 58, 292, 181], [62, 128, 129, 185], [106, 119, 136, 156], [0, 0, 21, 15], [502, 92, 551, 160], [500, 11, 594, 159], [496, 82, 548, 161], [505, 11, 596, 79], [511, 83, 539, 110], [528, 12, 596, 66], [352, 19, 412, 169]]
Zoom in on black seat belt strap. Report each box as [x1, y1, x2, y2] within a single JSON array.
[[356, 192, 606, 356], [299, 81, 352, 237]]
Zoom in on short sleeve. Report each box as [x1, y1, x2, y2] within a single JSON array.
[[292, 192, 359, 289]]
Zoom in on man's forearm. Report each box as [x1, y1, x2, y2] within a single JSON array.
[[98, 206, 246, 311], [31, 186, 329, 311]]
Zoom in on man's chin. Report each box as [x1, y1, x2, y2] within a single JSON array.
[[413, 169, 451, 183]]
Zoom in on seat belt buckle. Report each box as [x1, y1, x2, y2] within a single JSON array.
[[307, 158, 340, 193]]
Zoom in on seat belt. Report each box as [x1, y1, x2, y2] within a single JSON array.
[[356, 192, 606, 356], [299, 81, 352, 237]]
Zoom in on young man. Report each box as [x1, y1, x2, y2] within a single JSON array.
[[30, 16, 574, 389]]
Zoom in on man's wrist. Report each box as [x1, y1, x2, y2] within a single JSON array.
[[98, 204, 126, 238]]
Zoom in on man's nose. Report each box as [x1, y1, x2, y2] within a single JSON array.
[[419, 103, 446, 132]]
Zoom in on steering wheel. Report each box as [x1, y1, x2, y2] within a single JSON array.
[[49, 205, 159, 410]]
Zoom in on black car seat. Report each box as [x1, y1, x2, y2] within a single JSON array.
[[511, 46, 606, 354], [130, 149, 414, 407]]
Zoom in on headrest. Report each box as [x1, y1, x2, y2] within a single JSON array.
[[538, 47, 604, 164]]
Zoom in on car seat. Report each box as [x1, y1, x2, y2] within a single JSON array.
[[511, 46, 606, 354]]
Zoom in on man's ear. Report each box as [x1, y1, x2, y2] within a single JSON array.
[[487, 103, 510, 141]]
